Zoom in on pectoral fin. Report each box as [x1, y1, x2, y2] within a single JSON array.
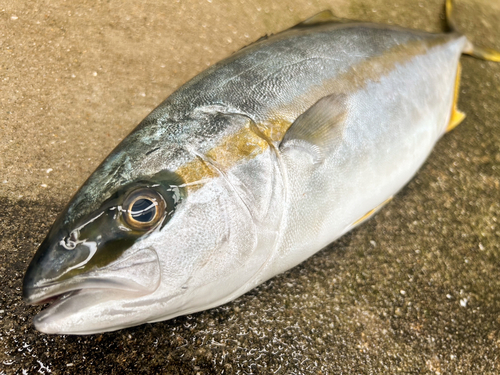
[[279, 94, 348, 163], [293, 10, 344, 28]]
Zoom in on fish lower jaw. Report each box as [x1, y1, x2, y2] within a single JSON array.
[[24, 278, 154, 306], [25, 247, 162, 306], [31, 287, 155, 335]]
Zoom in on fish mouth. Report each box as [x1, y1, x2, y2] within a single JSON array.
[[31, 287, 153, 335], [24, 248, 161, 307]]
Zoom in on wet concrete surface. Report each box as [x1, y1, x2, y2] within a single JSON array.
[[1, 0, 500, 373]]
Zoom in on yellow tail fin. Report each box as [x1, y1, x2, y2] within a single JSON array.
[[446, 0, 500, 62]]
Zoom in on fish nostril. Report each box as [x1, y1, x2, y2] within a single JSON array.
[[60, 230, 79, 250], [60, 238, 77, 250], [69, 230, 79, 242]]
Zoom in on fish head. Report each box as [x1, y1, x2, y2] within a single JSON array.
[[23, 117, 268, 334]]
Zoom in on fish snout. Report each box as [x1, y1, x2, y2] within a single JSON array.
[[23, 233, 83, 304], [23, 222, 162, 305]]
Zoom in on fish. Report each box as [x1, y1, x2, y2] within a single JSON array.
[[23, 0, 500, 334]]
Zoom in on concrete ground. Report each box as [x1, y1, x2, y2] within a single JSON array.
[[1, 0, 500, 373]]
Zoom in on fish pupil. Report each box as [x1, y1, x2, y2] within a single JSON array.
[[130, 198, 156, 223]]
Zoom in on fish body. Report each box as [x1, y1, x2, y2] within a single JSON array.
[[23, 4, 497, 334]]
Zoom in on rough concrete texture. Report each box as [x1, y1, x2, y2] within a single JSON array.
[[1, 0, 500, 373]]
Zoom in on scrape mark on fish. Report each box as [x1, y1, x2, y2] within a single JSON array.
[[145, 147, 160, 156]]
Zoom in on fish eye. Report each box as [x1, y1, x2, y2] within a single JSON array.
[[122, 188, 166, 230], [130, 199, 156, 222]]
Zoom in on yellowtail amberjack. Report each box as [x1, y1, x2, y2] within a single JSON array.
[[23, 0, 500, 334]]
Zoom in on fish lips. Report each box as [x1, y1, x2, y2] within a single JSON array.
[[23, 247, 161, 318]]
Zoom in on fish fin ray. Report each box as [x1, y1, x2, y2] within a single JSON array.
[[279, 94, 348, 164], [351, 196, 394, 227], [446, 62, 466, 133]]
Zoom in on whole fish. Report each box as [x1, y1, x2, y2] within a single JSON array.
[[23, 0, 500, 334]]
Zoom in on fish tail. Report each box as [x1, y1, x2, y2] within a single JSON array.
[[445, 0, 500, 62]]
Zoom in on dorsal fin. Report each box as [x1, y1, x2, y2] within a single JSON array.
[[293, 10, 344, 29], [279, 94, 348, 164], [237, 10, 346, 53]]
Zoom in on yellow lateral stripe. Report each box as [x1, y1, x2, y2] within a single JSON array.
[[446, 62, 466, 133], [175, 117, 292, 188], [175, 157, 218, 185]]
